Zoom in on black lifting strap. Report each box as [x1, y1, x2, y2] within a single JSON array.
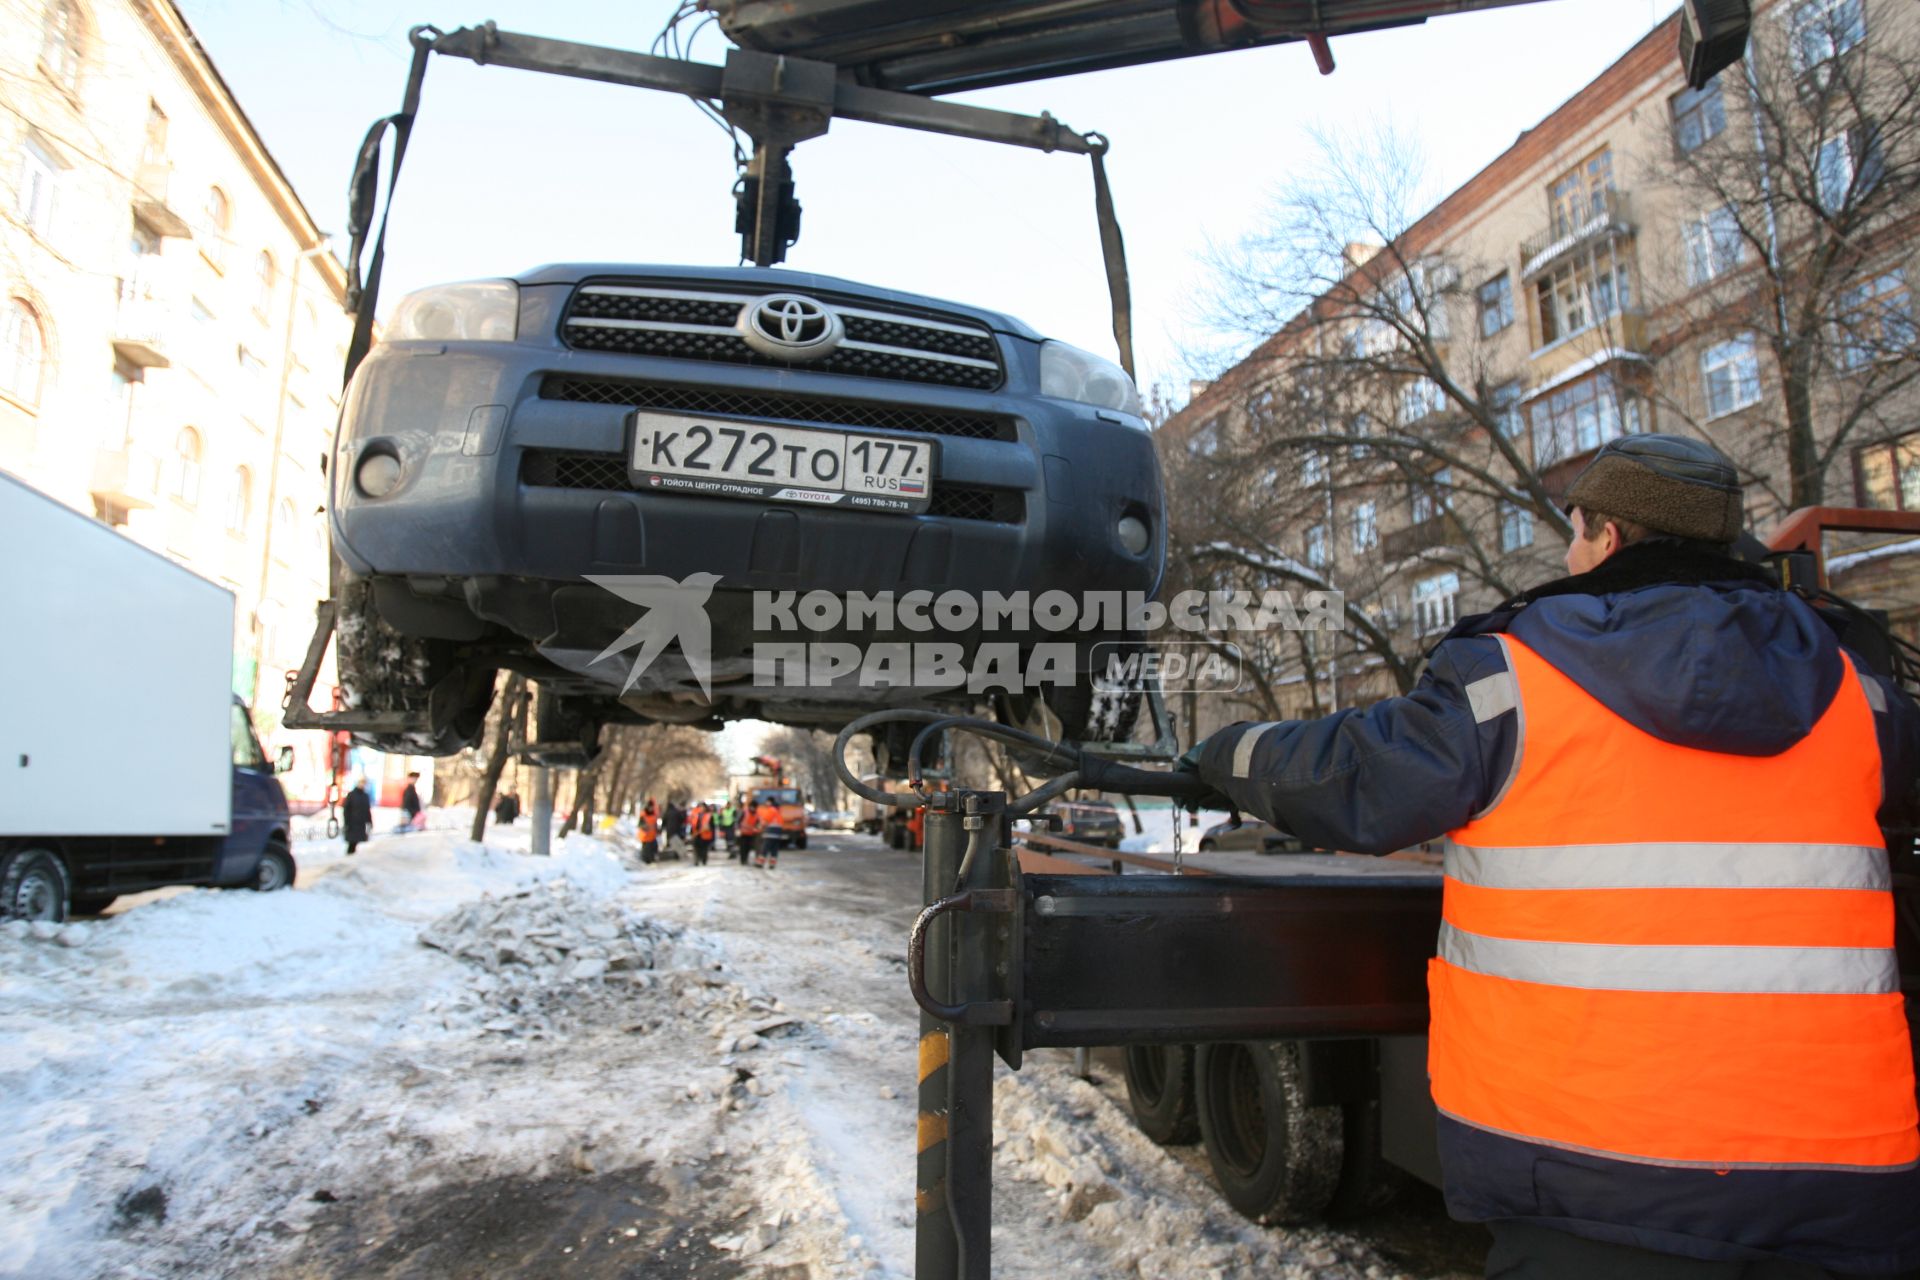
[[342, 26, 439, 389], [1086, 133, 1136, 380]]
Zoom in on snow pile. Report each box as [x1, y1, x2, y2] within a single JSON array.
[[416, 878, 722, 1038], [994, 1065, 1409, 1280]]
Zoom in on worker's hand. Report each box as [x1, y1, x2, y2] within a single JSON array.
[[1169, 742, 1233, 814]]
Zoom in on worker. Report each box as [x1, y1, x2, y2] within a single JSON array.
[[690, 802, 714, 867], [904, 804, 926, 852], [736, 796, 760, 866], [1170, 436, 1920, 1279], [753, 795, 785, 869], [638, 798, 660, 865], [719, 797, 739, 854]]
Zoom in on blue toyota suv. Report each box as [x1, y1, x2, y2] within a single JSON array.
[[326, 265, 1164, 759]]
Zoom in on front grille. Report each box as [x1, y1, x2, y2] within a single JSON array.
[[561, 282, 1005, 390], [520, 448, 1024, 524], [539, 375, 1017, 443]]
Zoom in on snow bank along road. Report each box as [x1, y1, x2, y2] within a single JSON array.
[[0, 823, 1471, 1279]]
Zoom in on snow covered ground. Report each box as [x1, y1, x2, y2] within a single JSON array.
[[0, 821, 1469, 1279]]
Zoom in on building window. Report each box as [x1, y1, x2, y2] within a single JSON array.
[[1836, 270, 1915, 370], [1535, 245, 1632, 346], [1856, 431, 1920, 511], [142, 100, 169, 166], [1792, 0, 1865, 76], [254, 251, 276, 318], [1414, 572, 1460, 636], [1301, 449, 1327, 487], [1672, 78, 1727, 152], [1500, 501, 1535, 552], [1817, 125, 1882, 213], [224, 466, 252, 534], [2, 299, 47, 407], [1246, 386, 1278, 430], [39, 0, 84, 93], [1528, 373, 1635, 465], [1350, 500, 1378, 553], [16, 136, 62, 238], [1411, 468, 1453, 524], [203, 186, 231, 265], [1347, 411, 1373, 461], [1684, 205, 1744, 286], [1306, 522, 1329, 570], [1547, 150, 1614, 240], [237, 345, 269, 381], [1400, 377, 1445, 425], [273, 498, 297, 561], [1478, 273, 1514, 338], [1702, 336, 1763, 419], [1188, 417, 1221, 457], [173, 427, 203, 506], [1490, 381, 1523, 437], [104, 358, 139, 448]]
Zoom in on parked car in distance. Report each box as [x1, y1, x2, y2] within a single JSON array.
[[1195, 816, 1323, 854], [809, 809, 857, 831], [1056, 798, 1125, 849]]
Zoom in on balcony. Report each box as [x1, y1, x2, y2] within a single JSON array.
[[131, 159, 193, 239], [1521, 190, 1635, 281], [112, 281, 173, 369], [89, 447, 162, 510], [1382, 512, 1463, 560]]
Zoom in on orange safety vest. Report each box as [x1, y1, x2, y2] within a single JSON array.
[[640, 809, 658, 841], [1431, 634, 1918, 1171], [755, 802, 782, 832], [693, 809, 713, 840], [739, 804, 760, 835]]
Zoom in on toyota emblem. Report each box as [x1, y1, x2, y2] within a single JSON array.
[[738, 293, 844, 361]]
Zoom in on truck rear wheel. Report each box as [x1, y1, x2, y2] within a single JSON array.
[[1123, 1043, 1198, 1145], [0, 848, 70, 923], [1194, 1040, 1342, 1225]]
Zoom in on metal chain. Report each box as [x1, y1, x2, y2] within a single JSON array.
[[1172, 808, 1184, 874]]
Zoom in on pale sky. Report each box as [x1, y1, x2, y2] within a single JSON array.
[[177, 0, 1679, 402]]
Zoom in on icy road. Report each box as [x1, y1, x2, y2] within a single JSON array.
[[0, 821, 1478, 1279]]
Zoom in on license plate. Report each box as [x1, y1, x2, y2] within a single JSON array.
[[629, 411, 934, 514]]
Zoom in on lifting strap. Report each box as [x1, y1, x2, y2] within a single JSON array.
[[342, 26, 438, 388], [1086, 134, 1135, 379]]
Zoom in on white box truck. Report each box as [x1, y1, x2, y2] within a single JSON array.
[[0, 472, 296, 921]]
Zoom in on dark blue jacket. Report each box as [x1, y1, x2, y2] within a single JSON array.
[[1197, 543, 1920, 1274]]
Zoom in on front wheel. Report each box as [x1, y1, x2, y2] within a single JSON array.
[[1194, 1040, 1343, 1225], [252, 841, 296, 892], [0, 848, 69, 923], [1197, 839, 1218, 853]]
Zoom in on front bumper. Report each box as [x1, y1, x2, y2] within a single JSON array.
[[330, 335, 1166, 645]]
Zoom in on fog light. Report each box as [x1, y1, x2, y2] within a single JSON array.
[[1117, 514, 1151, 555], [357, 452, 402, 498]]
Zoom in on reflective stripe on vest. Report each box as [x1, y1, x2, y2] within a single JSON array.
[[1433, 634, 1919, 1172]]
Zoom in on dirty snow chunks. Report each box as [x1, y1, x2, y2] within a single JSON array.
[[417, 879, 706, 1036]]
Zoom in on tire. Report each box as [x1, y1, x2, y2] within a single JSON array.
[[1124, 1044, 1199, 1145], [69, 895, 118, 917], [1197, 839, 1217, 853], [1195, 1041, 1343, 1225], [336, 579, 492, 756], [252, 841, 296, 892], [0, 848, 70, 923], [1326, 1096, 1404, 1221]]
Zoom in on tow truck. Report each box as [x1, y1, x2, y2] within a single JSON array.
[[278, 5, 1774, 1278]]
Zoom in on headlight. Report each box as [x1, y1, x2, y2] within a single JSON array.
[[1038, 340, 1143, 419], [387, 280, 518, 343]]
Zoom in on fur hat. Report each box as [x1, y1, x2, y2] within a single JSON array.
[[1563, 434, 1743, 544]]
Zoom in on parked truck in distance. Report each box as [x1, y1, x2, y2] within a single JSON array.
[[0, 472, 298, 922]]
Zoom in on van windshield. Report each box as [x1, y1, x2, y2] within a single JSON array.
[[759, 788, 801, 806]]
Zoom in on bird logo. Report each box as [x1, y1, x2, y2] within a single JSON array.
[[584, 573, 722, 699]]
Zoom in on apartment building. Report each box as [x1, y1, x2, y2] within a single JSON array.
[[1, 0, 351, 790], [1162, 0, 1920, 729]]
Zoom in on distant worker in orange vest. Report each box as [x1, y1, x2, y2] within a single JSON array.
[[638, 799, 660, 865], [1166, 436, 1920, 1279], [690, 802, 714, 867], [752, 797, 785, 869], [735, 795, 760, 866], [905, 804, 925, 852]]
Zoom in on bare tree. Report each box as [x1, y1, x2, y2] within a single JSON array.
[[1652, 2, 1920, 509], [469, 674, 528, 841], [1170, 124, 1566, 705]]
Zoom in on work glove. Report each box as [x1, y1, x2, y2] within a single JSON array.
[[1169, 741, 1234, 815]]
